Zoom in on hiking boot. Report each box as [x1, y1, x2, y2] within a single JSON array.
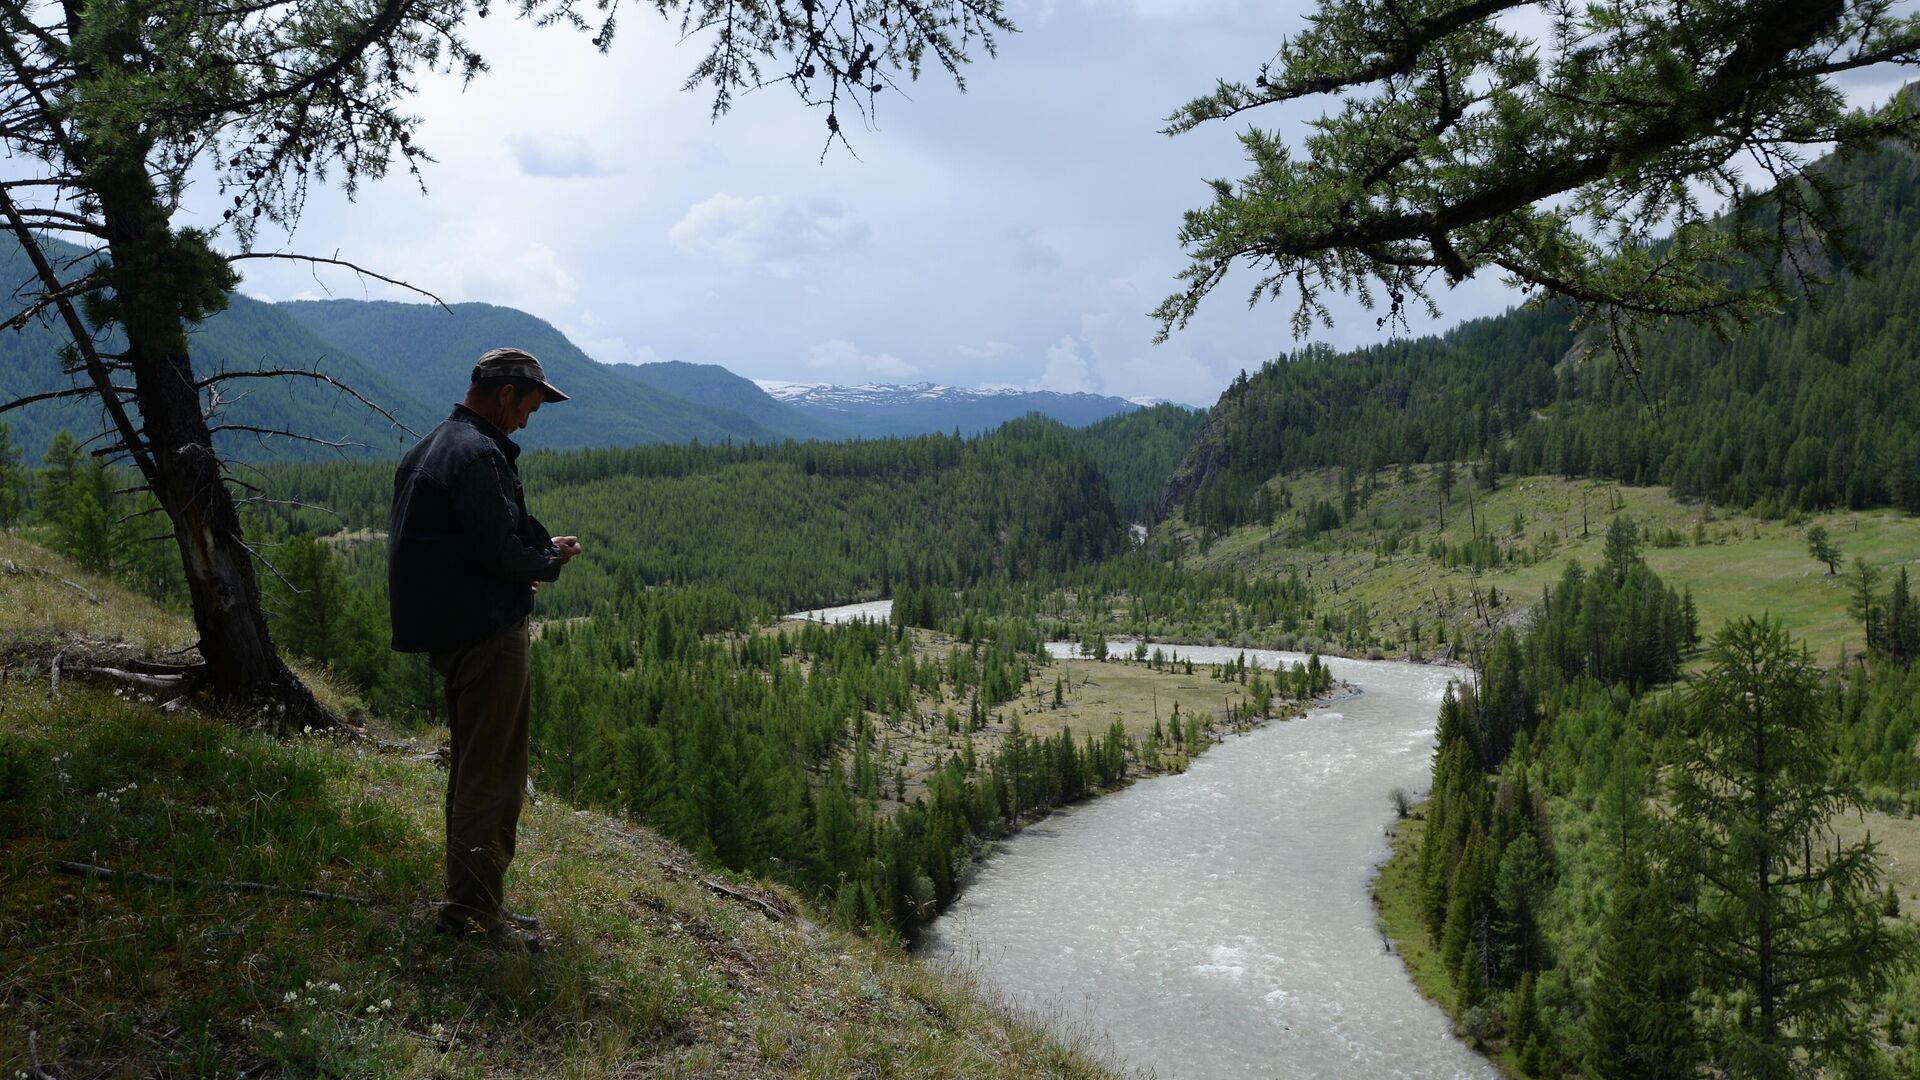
[[434, 909, 543, 953], [478, 921, 543, 953]]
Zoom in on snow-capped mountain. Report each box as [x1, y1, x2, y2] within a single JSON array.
[[752, 380, 1147, 438]]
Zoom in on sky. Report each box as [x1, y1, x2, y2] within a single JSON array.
[[194, 0, 1518, 408], [199, 0, 1908, 407]]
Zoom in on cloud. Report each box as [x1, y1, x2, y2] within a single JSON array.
[[806, 338, 918, 379], [433, 237, 579, 311], [668, 194, 871, 273], [1016, 236, 1063, 272], [1029, 335, 1101, 394], [957, 340, 1014, 359], [507, 133, 607, 178], [577, 338, 663, 366]]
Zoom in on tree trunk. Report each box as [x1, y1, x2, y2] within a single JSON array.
[[91, 151, 332, 729]]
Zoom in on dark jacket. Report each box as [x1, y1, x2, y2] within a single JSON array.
[[388, 405, 562, 653]]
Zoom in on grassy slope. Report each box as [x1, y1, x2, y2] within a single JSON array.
[[1186, 467, 1920, 666], [0, 538, 1118, 1079]]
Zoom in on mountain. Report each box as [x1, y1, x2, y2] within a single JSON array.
[[755, 380, 1145, 437], [277, 300, 829, 452], [0, 239, 422, 463], [1163, 137, 1920, 527], [614, 360, 845, 440], [1070, 404, 1207, 524]]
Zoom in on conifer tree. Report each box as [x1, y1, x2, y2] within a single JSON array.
[[0, 422, 23, 530], [1806, 524, 1842, 575], [1665, 616, 1911, 1078], [1585, 858, 1699, 1080], [37, 430, 83, 530]]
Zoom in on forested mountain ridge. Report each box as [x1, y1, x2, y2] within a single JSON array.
[[1163, 134, 1920, 527], [277, 300, 823, 451], [0, 237, 422, 461], [258, 414, 1133, 618], [1074, 404, 1208, 523], [1, 239, 830, 461]]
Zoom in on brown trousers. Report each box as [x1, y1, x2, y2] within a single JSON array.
[[430, 616, 531, 926]]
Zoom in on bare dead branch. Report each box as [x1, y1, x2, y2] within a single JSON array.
[[235, 495, 338, 515], [1, 270, 107, 332], [208, 424, 367, 452], [2, 557, 101, 605], [0, 382, 134, 414], [232, 534, 298, 594], [198, 366, 419, 437], [0, 188, 156, 483], [73, 666, 187, 690], [226, 251, 451, 312]]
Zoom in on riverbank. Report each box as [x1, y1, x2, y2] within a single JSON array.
[[1373, 810, 1521, 1078]]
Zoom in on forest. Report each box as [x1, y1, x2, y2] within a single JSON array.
[[1392, 521, 1920, 1076], [1167, 140, 1920, 534]]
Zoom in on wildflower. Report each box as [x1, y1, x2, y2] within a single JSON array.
[[327, 982, 342, 993], [365, 1005, 378, 1015], [272, 1031, 284, 1040], [379, 998, 391, 1010], [283, 990, 298, 1003]]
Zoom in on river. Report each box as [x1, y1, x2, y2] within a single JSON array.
[[921, 641, 1496, 1080], [782, 604, 1493, 1078]]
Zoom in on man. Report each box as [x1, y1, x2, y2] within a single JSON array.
[[388, 347, 584, 950]]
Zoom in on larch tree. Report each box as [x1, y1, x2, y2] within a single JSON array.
[[0, 0, 1010, 726], [1664, 616, 1909, 1078], [1153, 0, 1920, 357], [1805, 523, 1841, 574]]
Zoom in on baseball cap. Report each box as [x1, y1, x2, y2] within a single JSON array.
[[471, 347, 569, 402]]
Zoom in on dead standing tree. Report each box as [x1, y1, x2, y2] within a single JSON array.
[[0, 0, 1011, 727]]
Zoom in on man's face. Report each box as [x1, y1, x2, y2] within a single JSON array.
[[500, 386, 542, 433]]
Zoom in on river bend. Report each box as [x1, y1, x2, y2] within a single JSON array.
[[918, 641, 1497, 1080]]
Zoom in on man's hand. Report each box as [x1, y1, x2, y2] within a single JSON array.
[[553, 535, 583, 564]]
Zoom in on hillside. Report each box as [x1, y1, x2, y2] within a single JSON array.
[[0, 531, 1117, 1079], [1177, 467, 1920, 667], [1071, 404, 1207, 523], [1165, 138, 1920, 527]]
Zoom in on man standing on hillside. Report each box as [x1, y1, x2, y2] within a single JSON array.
[[388, 347, 584, 951]]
